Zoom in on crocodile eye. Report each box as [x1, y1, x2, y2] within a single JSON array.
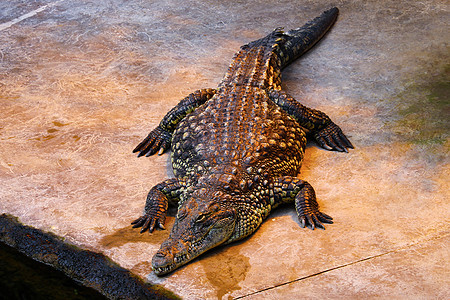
[[195, 214, 207, 223]]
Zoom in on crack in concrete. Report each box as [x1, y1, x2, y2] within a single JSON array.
[[0, 0, 64, 31], [235, 232, 449, 299]]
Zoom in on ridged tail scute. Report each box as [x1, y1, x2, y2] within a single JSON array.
[[219, 7, 339, 90], [275, 7, 339, 69]]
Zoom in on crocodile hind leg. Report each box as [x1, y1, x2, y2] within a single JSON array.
[[273, 176, 333, 230], [268, 89, 353, 152], [133, 88, 216, 157], [132, 178, 186, 233]]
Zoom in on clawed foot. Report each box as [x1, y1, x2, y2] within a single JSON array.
[[132, 214, 166, 233], [133, 126, 171, 157], [298, 211, 333, 230], [314, 122, 354, 152]]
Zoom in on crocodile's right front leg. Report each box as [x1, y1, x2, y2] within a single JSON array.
[[268, 89, 353, 152], [132, 178, 185, 233], [133, 88, 216, 157]]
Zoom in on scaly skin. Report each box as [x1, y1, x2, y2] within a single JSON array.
[[132, 7, 353, 276]]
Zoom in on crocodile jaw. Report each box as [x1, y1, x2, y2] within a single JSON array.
[[152, 208, 236, 275]]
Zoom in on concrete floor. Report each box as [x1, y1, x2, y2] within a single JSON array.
[[0, 0, 449, 299]]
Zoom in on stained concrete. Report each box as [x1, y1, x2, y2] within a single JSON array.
[[0, 0, 448, 299]]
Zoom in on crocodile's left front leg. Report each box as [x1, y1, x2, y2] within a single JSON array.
[[273, 176, 333, 230], [268, 89, 354, 152], [133, 88, 216, 157]]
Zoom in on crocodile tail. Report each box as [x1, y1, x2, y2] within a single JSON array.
[[276, 7, 339, 69]]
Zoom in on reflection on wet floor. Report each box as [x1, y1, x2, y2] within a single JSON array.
[[201, 246, 251, 299], [99, 217, 174, 249]]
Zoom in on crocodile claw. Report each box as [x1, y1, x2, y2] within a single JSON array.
[[133, 126, 171, 157], [314, 122, 354, 152], [299, 211, 333, 230], [132, 214, 166, 233]]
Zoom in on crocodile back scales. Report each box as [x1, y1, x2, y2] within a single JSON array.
[[171, 85, 306, 185]]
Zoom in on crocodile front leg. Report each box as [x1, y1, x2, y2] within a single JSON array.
[[268, 89, 353, 152], [132, 178, 186, 233], [133, 88, 216, 157], [273, 176, 333, 230]]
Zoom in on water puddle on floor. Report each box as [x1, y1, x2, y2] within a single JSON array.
[[200, 245, 250, 299], [99, 217, 175, 249]]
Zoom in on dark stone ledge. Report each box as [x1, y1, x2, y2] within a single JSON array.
[[0, 214, 180, 300]]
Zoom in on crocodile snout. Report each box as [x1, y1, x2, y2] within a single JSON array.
[[152, 250, 174, 275]]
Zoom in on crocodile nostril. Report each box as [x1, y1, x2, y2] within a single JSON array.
[[152, 251, 173, 268]]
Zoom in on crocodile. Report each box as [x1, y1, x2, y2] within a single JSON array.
[[132, 7, 353, 276]]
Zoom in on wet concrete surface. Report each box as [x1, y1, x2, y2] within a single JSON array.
[[0, 0, 448, 298]]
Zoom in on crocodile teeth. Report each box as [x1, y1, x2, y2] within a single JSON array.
[[154, 266, 172, 274]]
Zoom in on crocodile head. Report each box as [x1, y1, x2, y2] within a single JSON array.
[[152, 190, 236, 275]]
